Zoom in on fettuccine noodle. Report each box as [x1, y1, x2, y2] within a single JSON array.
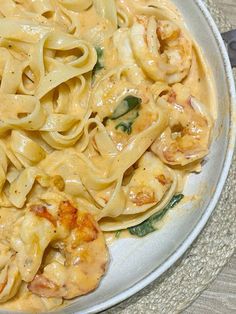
[[0, 0, 215, 312]]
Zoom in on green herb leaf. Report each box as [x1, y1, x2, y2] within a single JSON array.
[[115, 111, 139, 135], [128, 219, 156, 238], [128, 194, 184, 237], [92, 47, 104, 77], [110, 96, 142, 120], [115, 121, 133, 134], [115, 230, 122, 238], [96, 47, 103, 59]]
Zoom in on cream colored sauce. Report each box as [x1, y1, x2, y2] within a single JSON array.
[[105, 229, 133, 245], [184, 45, 217, 119], [0, 0, 217, 312]]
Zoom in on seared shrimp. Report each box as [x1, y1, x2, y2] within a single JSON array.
[[27, 200, 108, 299], [151, 84, 212, 166], [130, 16, 192, 84]]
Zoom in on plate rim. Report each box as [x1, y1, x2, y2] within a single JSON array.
[[74, 1, 236, 313]]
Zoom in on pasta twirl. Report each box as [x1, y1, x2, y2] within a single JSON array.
[[0, 0, 215, 312]]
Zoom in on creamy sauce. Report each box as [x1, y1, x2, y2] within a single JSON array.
[[0, 0, 216, 312], [105, 229, 132, 245]]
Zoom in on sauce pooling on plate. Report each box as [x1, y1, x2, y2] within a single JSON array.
[[0, 0, 215, 311]]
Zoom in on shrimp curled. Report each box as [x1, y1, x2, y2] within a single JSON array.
[[24, 200, 109, 300], [151, 84, 212, 166], [130, 16, 192, 84], [0, 242, 21, 303]]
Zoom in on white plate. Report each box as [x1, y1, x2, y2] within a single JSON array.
[[55, 2, 235, 313], [4, 1, 236, 313], [57, 1, 236, 313]]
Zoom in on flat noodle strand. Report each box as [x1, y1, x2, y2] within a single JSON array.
[[0, 0, 215, 311]]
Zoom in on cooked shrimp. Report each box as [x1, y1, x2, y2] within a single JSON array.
[[151, 84, 212, 166], [27, 200, 108, 299], [122, 152, 174, 214], [130, 16, 192, 84], [113, 28, 147, 84], [11, 206, 57, 283], [0, 243, 21, 303]]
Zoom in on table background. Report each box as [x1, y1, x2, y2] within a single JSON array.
[[185, 1, 236, 313]]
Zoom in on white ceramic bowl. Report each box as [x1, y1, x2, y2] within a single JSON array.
[[55, 1, 236, 313], [54, 2, 235, 313], [4, 1, 236, 313]]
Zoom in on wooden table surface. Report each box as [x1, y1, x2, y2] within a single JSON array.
[[185, 1, 236, 313]]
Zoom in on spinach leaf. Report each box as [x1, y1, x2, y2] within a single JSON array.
[[115, 111, 139, 134], [92, 47, 104, 77], [110, 96, 142, 120], [129, 219, 156, 238], [115, 230, 122, 239], [96, 47, 103, 59], [128, 194, 184, 237], [115, 121, 133, 134]]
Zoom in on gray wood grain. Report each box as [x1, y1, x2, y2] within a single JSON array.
[[185, 255, 236, 313], [184, 1, 236, 313], [213, 0, 236, 28]]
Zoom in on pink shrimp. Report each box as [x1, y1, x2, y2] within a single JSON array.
[[28, 201, 108, 299]]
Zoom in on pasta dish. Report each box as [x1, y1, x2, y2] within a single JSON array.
[[0, 0, 215, 312]]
